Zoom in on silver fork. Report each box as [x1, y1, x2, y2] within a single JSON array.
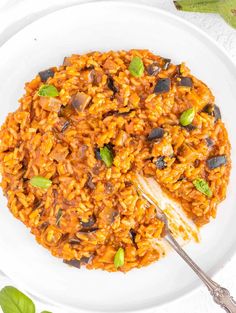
[[138, 184, 236, 313]]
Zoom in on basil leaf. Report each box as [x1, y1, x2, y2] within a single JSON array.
[[0, 286, 35, 313], [29, 176, 52, 189], [41, 311, 53, 313], [174, 0, 236, 29], [193, 178, 212, 197], [219, 0, 236, 29], [179, 107, 195, 126], [114, 247, 125, 269], [128, 57, 144, 77], [100, 146, 114, 167], [174, 0, 219, 13], [38, 84, 59, 97]]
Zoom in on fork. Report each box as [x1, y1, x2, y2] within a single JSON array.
[[137, 178, 236, 313]]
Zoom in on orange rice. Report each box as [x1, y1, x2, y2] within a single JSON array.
[[0, 49, 231, 272]]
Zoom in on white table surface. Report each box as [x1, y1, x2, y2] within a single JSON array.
[[0, 1, 235, 312]]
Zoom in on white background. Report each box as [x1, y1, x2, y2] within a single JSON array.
[[0, 1, 235, 313]]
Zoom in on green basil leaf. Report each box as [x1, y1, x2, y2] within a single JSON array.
[[174, 0, 236, 29], [179, 107, 195, 126], [219, 0, 236, 29], [193, 178, 212, 197], [174, 0, 219, 13], [29, 176, 52, 189], [0, 286, 35, 313], [128, 56, 144, 77], [100, 146, 114, 167], [114, 247, 125, 269], [41, 311, 53, 313], [38, 84, 59, 97]]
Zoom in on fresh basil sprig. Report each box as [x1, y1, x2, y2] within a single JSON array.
[[0, 286, 52, 313], [174, 0, 236, 29]]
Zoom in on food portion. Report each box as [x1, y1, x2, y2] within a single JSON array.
[[0, 50, 231, 272]]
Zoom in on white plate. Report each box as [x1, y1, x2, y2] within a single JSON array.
[[0, 1, 236, 312]]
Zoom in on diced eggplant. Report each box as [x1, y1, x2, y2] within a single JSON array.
[[146, 62, 160, 76], [107, 76, 118, 93], [178, 77, 193, 87], [94, 148, 102, 160], [129, 229, 137, 244], [206, 155, 227, 169], [85, 173, 96, 190], [40, 97, 62, 112], [155, 156, 166, 169], [71, 92, 91, 112], [206, 137, 214, 147], [38, 68, 55, 82], [81, 214, 96, 228], [147, 127, 165, 141], [203, 104, 221, 121], [162, 58, 171, 70], [69, 238, 81, 245], [104, 182, 114, 194], [79, 227, 99, 233], [154, 78, 171, 94], [63, 259, 81, 269]]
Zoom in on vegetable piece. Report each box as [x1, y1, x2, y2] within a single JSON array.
[[154, 78, 171, 94], [63, 259, 81, 269], [0, 286, 35, 313], [107, 76, 118, 93], [206, 155, 227, 169], [94, 148, 102, 160], [114, 247, 125, 269], [203, 104, 221, 121], [41, 311, 52, 313], [38, 68, 54, 82], [129, 229, 137, 245], [178, 76, 193, 87], [162, 58, 171, 70], [174, 0, 236, 29], [78, 227, 99, 233], [81, 214, 96, 228], [100, 146, 114, 167], [38, 85, 59, 97], [147, 127, 165, 141], [193, 178, 212, 197], [155, 156, 166, 170], [128, 56, 144, 77], [71, 92, 91, 112], [39, 97, 61, 112], [179, 107, 195, 126], [85, 173, 96, 190], [69, 238, 81, 245], [146, 62, 160, 76], [206, 137, 214, 147], [56, 209, 63, 226], [29, 176, 52, 189]]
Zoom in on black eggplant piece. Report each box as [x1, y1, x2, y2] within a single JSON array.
[[155, 156, 166, 170], [38, 68, 55, 82], [178, 76, 193, 87], [147, 128, 165, 141], [206, 155, 227, 169], [154, 78, 171, 94]]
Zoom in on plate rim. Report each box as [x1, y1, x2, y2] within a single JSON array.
[[0, 1, 236, 312]]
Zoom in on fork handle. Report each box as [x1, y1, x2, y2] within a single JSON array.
[[165, 231, 236, 313]]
